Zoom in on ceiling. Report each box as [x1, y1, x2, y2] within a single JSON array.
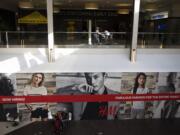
[[52, 0, 133, 10], [0, 0, 178, 13]]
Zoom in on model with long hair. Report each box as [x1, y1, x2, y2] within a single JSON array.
[[24, 73, 48, 121], [131, 72, 149, 119]]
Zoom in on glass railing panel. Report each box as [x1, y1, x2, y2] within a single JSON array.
[[54, 32, 130, 48], [54, 32, 89, 47], [0, 31, 48, 48], [20, 31, 48, 47], [0, 31, 131, 48], [107, 32, 131, 48], [138, 32, 180, 48]]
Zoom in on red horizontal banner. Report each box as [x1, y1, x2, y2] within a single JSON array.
[[0, 93, 180, 103]]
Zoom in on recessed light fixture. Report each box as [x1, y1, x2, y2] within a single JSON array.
[[145, 3, 157, 11], [144, 0, 158, 3], [115, 3, 132, 7], [85, 3, 98, 10], [19, 1, 34, 8], [53, 7, 60, 13], [117, 9, 129, 14], [54, 0, 62, 6]]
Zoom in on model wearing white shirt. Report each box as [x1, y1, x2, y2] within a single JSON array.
[[131, 73, 149, 119], [24, 73, 48, 121]]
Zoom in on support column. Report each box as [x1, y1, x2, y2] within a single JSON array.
[[130, 0, 140, 63], [88, 20, 92, 45], [47, 0, 55, 62]]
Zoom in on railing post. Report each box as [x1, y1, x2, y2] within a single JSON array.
[[0, 32, 1, 44], [160, 33, 163, 48], [21, 39, 25, 48], [88, 19, 92, 45], [5, 32, 9, 48]]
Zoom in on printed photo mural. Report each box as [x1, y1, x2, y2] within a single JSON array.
[[0, 72, 180, 135]]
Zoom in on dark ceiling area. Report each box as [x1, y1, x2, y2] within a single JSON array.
[[0, 0, 178, 13]]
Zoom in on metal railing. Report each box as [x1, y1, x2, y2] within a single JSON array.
[[0, 31, 179, 48], [138, 32, 180, 48], [0, 31, 48, 48], [54, 32, 130, 47], [0, 31, 130, 48]]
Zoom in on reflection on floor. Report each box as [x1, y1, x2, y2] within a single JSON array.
[[5, 119, 180, 135], [0, 121, 32, 135], [5, 121, 54, 135]]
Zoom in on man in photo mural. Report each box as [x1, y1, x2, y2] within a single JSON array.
[[153, 72, 180, 119], [57, 72, 121, 120], [160, 72, 177, 118]]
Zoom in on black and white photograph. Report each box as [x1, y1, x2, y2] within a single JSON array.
[[153, 72, 180, 119], [0, 73, 17, 122], [56, 72, 122, 120]]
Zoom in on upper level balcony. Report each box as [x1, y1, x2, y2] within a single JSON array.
[[0, 31, 179, 49]]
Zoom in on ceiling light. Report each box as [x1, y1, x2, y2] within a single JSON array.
[[145, 3, 157, 11], [115, 3, 132, 7], [117, 9, 129, 14], [53, 7, 60, 13], [54, 0, 62, 6], [85, 3, 98, 10], [19, 1, 33, 9], [144, 0, 158, 3]]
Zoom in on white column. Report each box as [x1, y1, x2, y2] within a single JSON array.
[[88, 19, 92, 45], [47, 0, 54, 62], [131, 0, 140, 63]]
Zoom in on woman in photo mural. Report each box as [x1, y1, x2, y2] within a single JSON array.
[[131, 72, 150, 119], [24, 73, 48, 121]]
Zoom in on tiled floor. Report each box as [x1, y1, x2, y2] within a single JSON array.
[[4, 119, 180, 135], [0, 121, 32, 135]]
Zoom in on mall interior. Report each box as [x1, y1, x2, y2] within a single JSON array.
[[0, 0, 180, 135]]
